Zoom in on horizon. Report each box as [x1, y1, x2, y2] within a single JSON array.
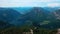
[[0, 7, 60, 14]]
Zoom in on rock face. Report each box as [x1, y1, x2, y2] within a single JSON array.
[[53, 9, 60, 20]]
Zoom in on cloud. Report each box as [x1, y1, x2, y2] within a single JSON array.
[[0, 0, 60, 7], [47, 3, 60, 7], [9, 0, 60, 3]]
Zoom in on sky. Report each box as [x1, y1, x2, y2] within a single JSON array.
[[0, 0, 60, 7]]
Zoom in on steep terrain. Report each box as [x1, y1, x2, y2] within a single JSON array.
[[20, 7, 60, 29]]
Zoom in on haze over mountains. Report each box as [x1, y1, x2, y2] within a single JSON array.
[[13, 7, 60, 14], [0, 7, 60, 29]]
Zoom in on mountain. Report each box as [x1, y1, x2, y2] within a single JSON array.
[[14, 7, 60, 27], [13, 7, 32, 14], [53, 9, 60, 20], [0, 8, 22, 25], [1, 7, 60, 29], [19, 7, 54, 27], [0, 20, 15, 30], [40, 9, 60, 29], [19, 7, 60, 29], [43, 7, 60, 12]]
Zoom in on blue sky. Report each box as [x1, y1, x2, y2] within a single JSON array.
[[0, 0, 60, 7]]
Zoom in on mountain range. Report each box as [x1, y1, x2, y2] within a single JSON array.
[[0, 7, 60, 29], [18, 7, 60, 29]]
